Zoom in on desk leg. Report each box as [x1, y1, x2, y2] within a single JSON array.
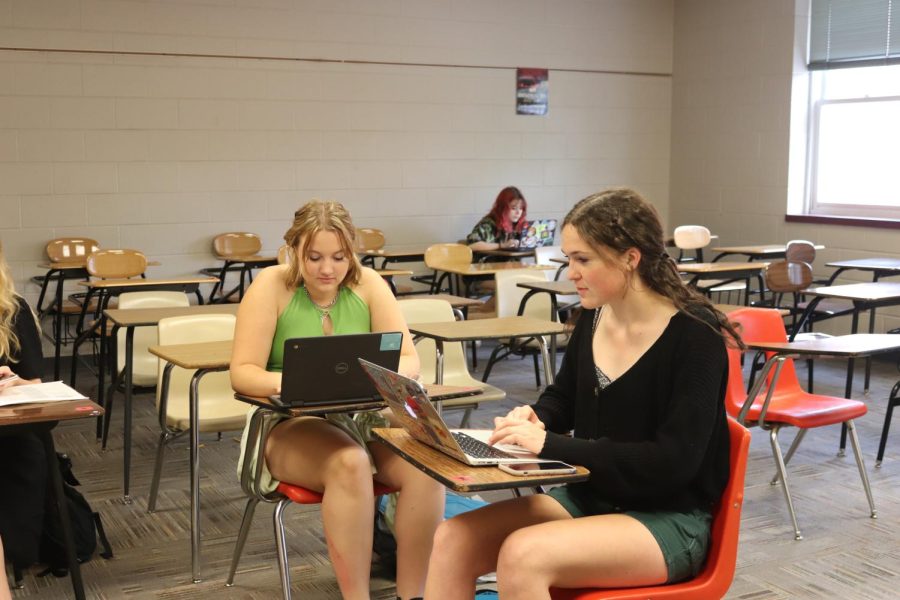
[[53, 270, 64, 381], [123, 326, 134, 503], [536, 337, 554, 386], [189, 367, 223, 584], [839, 309, 862, 456], [41, 429, 86, 600]]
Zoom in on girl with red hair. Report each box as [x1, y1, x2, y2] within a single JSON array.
[[467, 187, 529, 251]]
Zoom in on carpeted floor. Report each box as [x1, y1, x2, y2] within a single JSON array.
[[7, 340, 900, 599]]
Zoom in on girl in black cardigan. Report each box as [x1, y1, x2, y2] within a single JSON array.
[[424, 189, 743, 599]]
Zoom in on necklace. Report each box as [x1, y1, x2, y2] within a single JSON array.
[[304, 286, 339, 325]]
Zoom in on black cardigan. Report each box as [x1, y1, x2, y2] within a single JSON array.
[[535, 309, 730, 512]]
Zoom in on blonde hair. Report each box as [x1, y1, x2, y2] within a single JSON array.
[[0, 241, 22, 360], [282, 200, 362, 290]]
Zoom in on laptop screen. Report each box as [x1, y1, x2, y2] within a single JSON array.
[[519, 219, 557, 248]]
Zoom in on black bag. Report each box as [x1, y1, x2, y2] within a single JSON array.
[[38, 453, 113, 577]]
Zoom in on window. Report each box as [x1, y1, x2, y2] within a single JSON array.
[[807, 65, 900, 218]]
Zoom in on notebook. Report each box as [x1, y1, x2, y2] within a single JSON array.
[[270, 332, 402, 408], [358, 359, 538, 466], [519, 219, 558, 249]]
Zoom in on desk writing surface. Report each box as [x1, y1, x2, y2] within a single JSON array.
[[745, 334, 900, 358], [411, 293, 484, 309], [826, 258, 900, 272], [474, 248, 536, 259], [77, 276, 219, 289], [373, 428, 589, 493], [359, 247, 426, 259], [105, 303, 240, 327], [215, 254, 277, 263], [438, 262, 553, 276], [409, 316, 566, 342], [375, 268, 414, 277], [676, 262, 767, 274], [0, 399, 103, 426], [806, 282, 900, 301], [517, 280, 577, 295], [711, 244, 823, 255], [149, 340, 233, 370], [39, 260, 162, 270]]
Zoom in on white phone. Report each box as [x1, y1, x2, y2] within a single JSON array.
[[498, 461, 576, 476]]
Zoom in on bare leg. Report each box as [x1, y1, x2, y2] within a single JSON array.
[[0, 536, 11, 600], [368, 441, 445, 600], [497, 514, 667, 599], [265, 417, 377, 600], [424, 494, 572, 600]]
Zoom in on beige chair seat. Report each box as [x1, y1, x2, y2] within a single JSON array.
[[398, 297, 506, 426]]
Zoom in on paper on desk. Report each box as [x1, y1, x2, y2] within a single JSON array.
[[0, 381, 88, 407]]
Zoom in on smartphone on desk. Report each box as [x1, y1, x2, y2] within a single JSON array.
[[498, 461, 576, 476]]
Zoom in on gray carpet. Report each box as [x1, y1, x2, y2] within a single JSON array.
[[8, 342, 900, 599]]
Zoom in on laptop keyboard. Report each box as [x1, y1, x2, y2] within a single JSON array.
[[452, 432, 515, 460]]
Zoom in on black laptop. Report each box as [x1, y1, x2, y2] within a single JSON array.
[[270, 332, 402, 408]]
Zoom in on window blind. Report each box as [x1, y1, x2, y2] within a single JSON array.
[[809, 0, 899, 68]]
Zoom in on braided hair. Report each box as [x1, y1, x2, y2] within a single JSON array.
[[563, 188, 743, 348]]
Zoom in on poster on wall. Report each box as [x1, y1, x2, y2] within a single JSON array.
[[516, 68, 548, 115]]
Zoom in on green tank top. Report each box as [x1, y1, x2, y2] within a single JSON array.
[[267, 285, 371, 371]]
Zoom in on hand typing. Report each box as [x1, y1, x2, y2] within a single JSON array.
[[489, 406, 546, 454]]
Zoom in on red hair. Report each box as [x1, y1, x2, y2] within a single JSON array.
[[488, 186, 528, 234]]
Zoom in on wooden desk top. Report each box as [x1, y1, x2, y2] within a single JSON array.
[[826, 258, 900, 272], [374, 268, 414, 277], [806, 282, 900, 301], [438, 262, 554, 276], [0, 399, 103, 426], [711, 244, 824, 256], [474, 248, 536, 259], [215, 254, 277, 263], [409, 315, 566, 342], [359, 247, 426, 259], [373, 428, 589, 493], [77, 276, 218, 289], [677, 262, 768, 274], [399, 294, 484, 309], [40, 260, 161, 270], [105, 303, 240, 327], [517, 280, 577, 295], [746, 334, 900, 358], [149, 340, 232, 370]]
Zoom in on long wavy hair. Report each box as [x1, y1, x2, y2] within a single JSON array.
[[0, 241, 22, 361], [487, 186, 528, 235], [282, 200, 363, 290], [564, 188, 744, 348]]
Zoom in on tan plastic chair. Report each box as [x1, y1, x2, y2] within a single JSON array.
[[115, 292, 191, 387], [356, 228, 386, 252], [398, 298, 506, 427], [672, 225, 711, 262], [277, 244, 291, 265], [46, 237, 100, 263], [482, 269, 563, 388], [413, 243, 473, 294], [213, 232, 262, 258], [148, 313, 249, 511]]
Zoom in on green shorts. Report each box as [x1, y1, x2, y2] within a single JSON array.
[[547, 485, 712, 584]]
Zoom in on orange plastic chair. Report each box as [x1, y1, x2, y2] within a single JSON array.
[[726, 307, 876, 540], [550, 417, 751, 600]]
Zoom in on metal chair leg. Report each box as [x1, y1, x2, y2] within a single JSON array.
[[226, 497, 261, 587], [846, 419, 877, 519], [147, 431, 175, 513], [769, 426, 803, 540], [273, 498, 293, 600], [770, 428, 808, 485]]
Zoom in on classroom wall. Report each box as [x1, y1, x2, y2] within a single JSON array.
[[0, 0, 674, 315], [669, 0, 900, 331]]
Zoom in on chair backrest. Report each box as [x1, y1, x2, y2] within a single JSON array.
[[424, 243, 472, 269], [398, 298, 470, 384], [46, 238, 100, 263], [356, 228, 386, 252], [277, 244, 291, 265], [86, 249, 147, 279], [117, 292, 191, 386], [764, 260, 813, 294], [785, 239, 816, 264], [550, 417, 751, 600], [213, 232, 261, 258], [725, 307, 803, 418], [673, 225, 712, 251], [156, 313, 238, 413], [534, 245, 566, 266], [494, 269, 553, 320]]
